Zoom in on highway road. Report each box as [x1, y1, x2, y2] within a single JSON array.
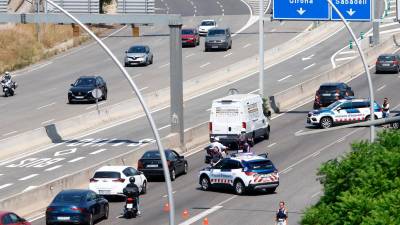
[[22, 52, 400, 225]]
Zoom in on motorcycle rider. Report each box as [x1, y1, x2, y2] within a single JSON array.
[[1, 71, 17, 91], [210, 137, 228, 153], [122, 177, 141, 216]]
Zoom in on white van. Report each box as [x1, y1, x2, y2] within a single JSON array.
[[209, 94, 270, 145]]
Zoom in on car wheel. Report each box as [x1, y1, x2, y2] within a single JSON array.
[[103, 204, 109, 219], [183, 163, 188, 174], [320, 117, 333, 129], [87, 213, 94, 225], [150, 56, 153, 64], [264, 126, 270, 140], [234, 180, 245, 195], [141, 181, 147, 194], [200, 176, 211, 191], [170, 169, 176, 181], [124, 63, 129, 67], [229, 41, 232, 49], [205, 47, 208, 52]]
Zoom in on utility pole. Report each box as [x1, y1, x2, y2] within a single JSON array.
[[372, 0, 380, 45], [258, 0, 264, 97]]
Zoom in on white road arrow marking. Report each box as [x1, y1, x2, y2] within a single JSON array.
[[302, 54, 314, 61], [347, 8, 356, 16], [297, 8, 306, 15]]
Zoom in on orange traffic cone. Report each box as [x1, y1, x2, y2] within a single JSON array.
[[163, 203, 170, 212], [182, 208, 189, 219], [203, 217, 209, 225]]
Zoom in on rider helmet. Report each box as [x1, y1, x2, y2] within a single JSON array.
[[129, 177, 135, 184]]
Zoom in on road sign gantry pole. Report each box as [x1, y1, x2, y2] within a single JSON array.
[[327, 0, 376, 142], [259, 0, 264, 98], [42, 1, 177, 224]]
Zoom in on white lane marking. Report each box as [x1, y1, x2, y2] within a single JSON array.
[[277, 75, 292, 82], [41, 119, 55, 125], [380, 22, 398, 28], [159, 63, 170, 69], [158, 124, 171, 131], [86, 102, 106, 110], [311, 151, 321, 157], [139, 86, 149, 91], [162, 191, 177, 198], [377, 85, 386, 92], [45, 165, 63, 171], [281, 167, 292, 174], [223, 53, 233, 58], [0, 174, 3, 177], [339, 50, 356, 55], [2, 131, 18, 137], [301, 54, 314, 61], [335, 56, 356, 62], [68, 157, 86, 163], [267, 142, 277, 148], [37, 102, 56, 110], [243, 43, 251, 48], [90, 148, 107, 155], [112, 141, 128, 147], [23, 185, 38, 192], [19, 174, 39, 181], [311, 191, 321, 198], [39, 87, 57, 94], [132, 73, 143, 79], [185, 53, 195, 58], [248, 89, 260, 94], [303, 63, 316, 70], [200, 62, 211, 68], [0, 183, 13, 190], [24, 61, 53, 74]]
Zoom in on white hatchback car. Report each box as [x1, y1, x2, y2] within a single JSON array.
[[89, 166, 147, 196], [199, 19, 217, 36]]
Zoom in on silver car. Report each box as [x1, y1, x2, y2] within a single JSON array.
[[204, 28, 232, 52], [124, 45, 153, 67]]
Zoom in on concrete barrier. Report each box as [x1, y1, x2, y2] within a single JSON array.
[[0, 21, 343, 161], [273, 34, 399, 112], [0, 121, 210, 217]]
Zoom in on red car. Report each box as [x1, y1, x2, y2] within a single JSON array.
[[181, 28, 200, 47], [0, 211, 30, 225]]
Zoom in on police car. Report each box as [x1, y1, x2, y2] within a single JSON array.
[[307, 98, 383, 129], [198, 153, 279, 195]]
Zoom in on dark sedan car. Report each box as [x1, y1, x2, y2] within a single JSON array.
[[313, 82, 354, 109], [376, 54, 400, 73], [0, 211, 30, 225], [68, 76, 107, 104], [46, 189, 109, 225], [137, 149, 188, 181], [181, 28, 200, 47]]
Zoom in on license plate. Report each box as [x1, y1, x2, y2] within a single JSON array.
[[75, 96, 84, 99], [382, 63, 390, 66], [212, 45, 219, 48], [99, 190, 111, 194], [147, 164, 158, 168], [322, 93, 331, 96], [57, 217, 70, 221], [127, 204, 133, 209]]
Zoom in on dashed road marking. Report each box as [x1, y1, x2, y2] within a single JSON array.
[[2, 131, 18, 137], [19, 174, 39, 181], [223, 53, 233, 58], [185, 53, 195, 58], [132, 73, 143, 79], [90, 149, 107, 155], [68, 157, 86, 163], [158, 124, 171, 131], [377, 85, 386, 92], [37, 102, 56, 110], [243, 43, 251, 48], [162, 191, 177, 198], [159, 63, 170, 69], [0, 183, 13, 190], [139, 86, 149, 91], [45, 165, 63, 171], [200, 62, 211, 68], [277, 75, 292, 82], [295, 130, 303, 135], [267, 142, 277, 148], [311, 191, 321, 198], [303, 63, 316, 70], [0, 174, 3, 177]]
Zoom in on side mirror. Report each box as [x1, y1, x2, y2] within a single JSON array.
[[336, 107, 341, 111], [70, 83, 74, 86]]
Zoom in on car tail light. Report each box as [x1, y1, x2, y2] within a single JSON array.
[[209, 122, 212, 132], [71, 206, 86, 213], [395, 60, 399, 65], [46, 207, 54, 212], [126, 198, 134, 203], [242, 122, 247, 129], [244, 171, 256, 176], [138, 160, 144, 170], [112, 178, 125, 183], [89, 178, 98, 183], [376, 60, 380, 64]]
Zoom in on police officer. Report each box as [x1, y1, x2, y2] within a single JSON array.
[[276, 201, 288, 225], [123, 177, 141, 216], [382, 97, 390, 118]]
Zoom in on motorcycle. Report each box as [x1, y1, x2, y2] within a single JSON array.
[[204, 145, 223, 165], [123, 197, 138, 218], [1, 79, 17, 97]]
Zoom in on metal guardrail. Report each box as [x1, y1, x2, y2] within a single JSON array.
[[47, 0, 99, 13], [117, 0, 154, 14], [0, 0, 7, 13]]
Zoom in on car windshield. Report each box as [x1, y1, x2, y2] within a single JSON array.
[[74, 78, 96, 86], [93, 171, 121, 179], [201, 21, 215, 26], [319, 85, 338, 92], [244, 160, 274, 170], [326, 101, 343, 109], [378, 55, 395, 61], [54, 193, 84, 204], [208, 29, 225, 36], [128, 46, 146, 53], [182, 29, 194, 35], [142, 151, 161, 159]]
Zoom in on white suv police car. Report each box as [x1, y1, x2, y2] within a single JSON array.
[[199, 153, 279, 195], [307, 98, 383, 129]]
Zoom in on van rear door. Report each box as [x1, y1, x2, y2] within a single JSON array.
[[211, 101, 242, 135]]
